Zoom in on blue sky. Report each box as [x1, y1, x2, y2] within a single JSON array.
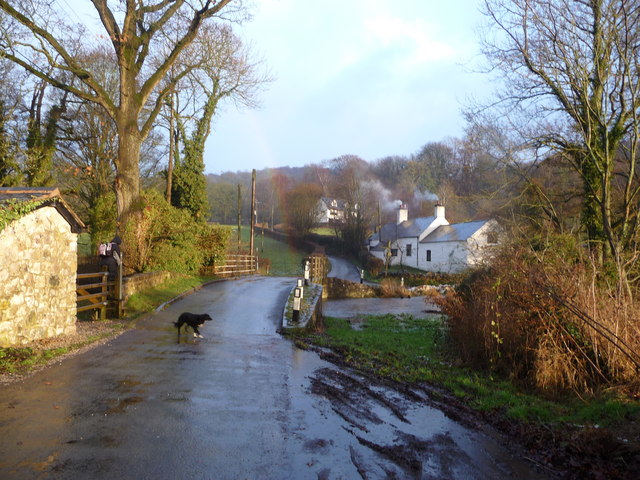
[[205, 0, 489, 174]]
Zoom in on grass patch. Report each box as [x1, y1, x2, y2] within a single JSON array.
[[289, 314, 640, 429], [227, 226, 309, 276], [310, 227, 338, 237]]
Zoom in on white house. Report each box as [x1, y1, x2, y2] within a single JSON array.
[[316, 197, 347, 224], [367, 203, 499, 273]]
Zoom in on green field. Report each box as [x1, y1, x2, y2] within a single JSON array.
[[227, 226, 309, 277], [310, 226, 338, 236]]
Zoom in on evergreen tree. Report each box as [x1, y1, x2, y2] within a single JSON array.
[[24, 86, 67, 187], [0, 100, 20, 186], [170, 94, 215, 221]]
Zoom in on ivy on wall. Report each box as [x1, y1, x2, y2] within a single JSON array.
[[0, 199, 46, 232]]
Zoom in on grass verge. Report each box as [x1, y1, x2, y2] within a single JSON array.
[[0, 325, 126, 376], [124, 274, 214, 318]]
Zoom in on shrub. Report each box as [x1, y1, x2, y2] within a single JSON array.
[[364, 254, 384, 277], [437, 233, 640, 397], [199, 223, 232, 267], [121, 189, 229, 274], [379, 278, 411, 298], [89, 192, 117, 247]]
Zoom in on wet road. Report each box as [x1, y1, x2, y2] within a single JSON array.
[[327, 256, 361, 283], [0, 276, 549, 479]]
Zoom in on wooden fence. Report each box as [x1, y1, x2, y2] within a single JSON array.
[[200, 254, 257, 277]]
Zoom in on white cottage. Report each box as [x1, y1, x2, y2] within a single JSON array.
[[367, 203, 498, 273], [316, 197, 347, 224]]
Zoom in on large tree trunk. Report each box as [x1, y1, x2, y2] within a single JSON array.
[[114, 36, 144, 229], [114, 107, 142, 229]]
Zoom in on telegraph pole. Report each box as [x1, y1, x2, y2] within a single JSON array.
[[250, 169, 256, 256], [237, 184, 241, 252]]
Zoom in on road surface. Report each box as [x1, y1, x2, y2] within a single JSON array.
[[327, 256, 361, 283], [0, 277, 549, 479]]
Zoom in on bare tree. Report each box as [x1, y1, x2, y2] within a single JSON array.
[[51, 47, 161, 224], [0, 0, 242, 227], [284, 182, 323, 237], [329, 156, 377, 254], [479, 0, 640, 276]]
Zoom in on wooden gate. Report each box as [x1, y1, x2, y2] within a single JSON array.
[[76, 268, 123, 320], [200, 254, 257, 277], [307, 254, 328, 284], [76, 272, 109, 320]]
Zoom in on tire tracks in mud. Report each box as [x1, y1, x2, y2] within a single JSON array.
[[308, 365, 478, 479], [310, 367, 410, 427], [304, 346, 558, 480]]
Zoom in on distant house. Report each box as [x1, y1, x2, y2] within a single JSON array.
[[367, 203, 499, 273], [0, 187, 84, 346], [316, 197, 347, 224]]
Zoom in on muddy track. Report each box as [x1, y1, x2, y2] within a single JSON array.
[[308, 360, 549, 479], [304, 342, 640, 479]]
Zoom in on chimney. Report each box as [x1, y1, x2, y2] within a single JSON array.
[[435, 202, 445, 219], [397, 203, 408, 224]]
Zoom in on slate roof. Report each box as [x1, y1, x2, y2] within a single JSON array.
[[0, 187, 85, 233], [421, 221, 488, 243], [320, 197, 347, 210], [372, 216, 437, 243]]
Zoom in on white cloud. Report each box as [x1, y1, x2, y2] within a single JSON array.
[[363, 16, 457, 69]]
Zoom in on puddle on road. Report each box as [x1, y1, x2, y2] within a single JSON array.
[[105, 396, 145, 415]]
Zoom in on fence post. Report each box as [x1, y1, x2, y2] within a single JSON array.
[[100, 272, 108, 321], [116, 254, 123, 318]]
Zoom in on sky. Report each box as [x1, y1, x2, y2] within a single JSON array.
[[205, 0, 490, 174], [59, 0, 491, 175]]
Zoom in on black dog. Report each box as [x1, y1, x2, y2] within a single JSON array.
[[174, 312, 212, 338]]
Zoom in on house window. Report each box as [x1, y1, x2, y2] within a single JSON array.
[[426, 250, 432, 262], [406, 244, 412, 256], [391, 248, 398, 257], [486, 232, 498, 244]]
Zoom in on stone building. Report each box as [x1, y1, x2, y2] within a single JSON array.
[[0, 188, 84, 347]]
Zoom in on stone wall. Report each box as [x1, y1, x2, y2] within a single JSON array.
[[122, 271, 177, 302], [0, 207, 77, 347], [322, 277, 381, 299]]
